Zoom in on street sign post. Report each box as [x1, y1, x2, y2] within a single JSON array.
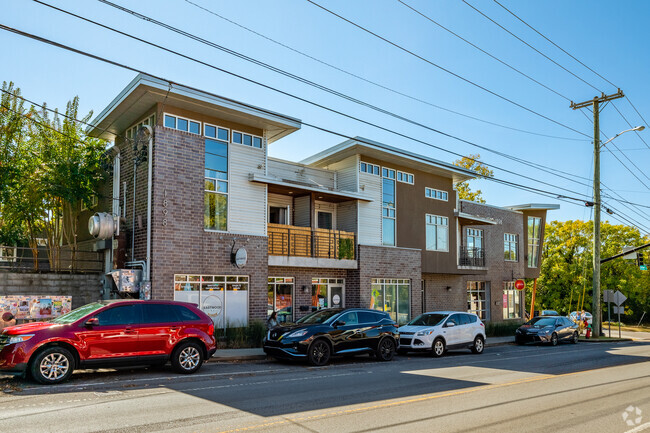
[[612, 290, 626, 338], [604, 290, 614, 337]]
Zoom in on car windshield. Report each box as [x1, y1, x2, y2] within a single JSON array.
[[50, 302, 105, 324], [407, 313, 448, 327], [296, 309, 341, 325], [526, 317, 557, 327]]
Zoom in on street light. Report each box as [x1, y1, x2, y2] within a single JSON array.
[[592, 124, 645, 337]]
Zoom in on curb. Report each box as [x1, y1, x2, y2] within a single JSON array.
[[578, 338, 633, 343], [212, 354, 267, 362]]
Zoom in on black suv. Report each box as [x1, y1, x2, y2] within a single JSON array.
[[263, 308, 399, 366]]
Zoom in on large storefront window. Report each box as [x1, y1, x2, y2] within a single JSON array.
[[527, 216, 542, 268], [311, 278, 344, 311], [174, 274, 248, 329], [502, 282, 522, 319], [467, 281, 489, 320], [371, 278, 410, 325], [268, 277, 294, 323]]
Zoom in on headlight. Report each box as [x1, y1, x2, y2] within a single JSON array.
[[416, 329, 434, 336], [8, 334, 34, 344], [286, 329, 308, 339], [540, 329, 551, 334]]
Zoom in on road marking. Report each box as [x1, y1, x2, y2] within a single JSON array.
[[625, 421, 650, 433], [211, 362, 650, 433]]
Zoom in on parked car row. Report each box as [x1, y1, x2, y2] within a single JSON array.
[[0, 300, 582, 385]]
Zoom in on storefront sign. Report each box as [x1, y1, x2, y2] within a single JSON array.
[[233, 248, 248, 268]]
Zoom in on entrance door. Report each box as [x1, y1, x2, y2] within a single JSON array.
[[311, 278, 345, 311]]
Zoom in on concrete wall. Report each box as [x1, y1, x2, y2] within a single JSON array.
[[0, 272, 104, 309]]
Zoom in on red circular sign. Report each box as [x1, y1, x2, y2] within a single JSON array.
[[514, 279, 525, 291]]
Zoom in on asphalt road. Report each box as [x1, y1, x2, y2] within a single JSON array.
[[1, 341, 649, 433]]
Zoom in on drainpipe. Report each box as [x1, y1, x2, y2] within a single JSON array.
[[144, 125, 153, 283]]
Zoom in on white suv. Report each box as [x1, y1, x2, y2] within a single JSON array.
[[397, 311, 486, 357]]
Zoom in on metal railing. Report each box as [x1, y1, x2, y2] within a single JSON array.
[[459, 246, 486, 267], [0, 246, 104, 273], [268, 224, 356, 260]]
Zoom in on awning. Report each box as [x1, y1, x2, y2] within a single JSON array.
[[456, 211, 498, 226], [249, 173, 372, 203]]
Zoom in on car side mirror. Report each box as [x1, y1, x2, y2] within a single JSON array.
[[334, 320, 346, 327], [85, 317, 99, 327], [445, 322, 455, 328]]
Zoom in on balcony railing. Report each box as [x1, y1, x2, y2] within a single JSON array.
[[459, 246, 486, 267], [268, 224, 356, 260]]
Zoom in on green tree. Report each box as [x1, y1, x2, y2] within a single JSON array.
[[534, 219, 650, 323], [452, 154, 493, 203]]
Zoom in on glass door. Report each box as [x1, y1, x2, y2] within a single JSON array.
[[311, 278, 345, 311], [329, 286, 344, 309]]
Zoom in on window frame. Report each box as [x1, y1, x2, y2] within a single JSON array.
[[163, 112, 201, 135], [382, 177, 396, 246], [204, 136, 229, 232], [396, 170, 414, 184], [231, 129, 264, 150], [359, 161, 380, 175], [425, 187, 448, 201], [504, 233, 518, 262], [502, 281, 522, 320], [467, 281, 489, 320], [425, 214, 449, 252], [527, 216, 542, 268], [370, 278, 411, 325]]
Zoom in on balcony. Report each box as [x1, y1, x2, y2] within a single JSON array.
[[267, 224, 357, 269], [459, 246, 486, 268]]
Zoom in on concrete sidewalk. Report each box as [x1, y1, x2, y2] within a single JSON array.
[[212, 335, 515, 362]]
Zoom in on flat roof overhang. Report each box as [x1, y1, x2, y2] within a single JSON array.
[[249, 173, 372, 203], [300, 137, 477, 183], [456, 211, 498, 226], [505, 204, 561, 211], [87, 74, 301, 142]]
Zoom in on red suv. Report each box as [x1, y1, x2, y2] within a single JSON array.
[[0, 300, 216, 384]]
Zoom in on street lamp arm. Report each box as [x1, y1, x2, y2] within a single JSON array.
[[600, 126, 645, 148]]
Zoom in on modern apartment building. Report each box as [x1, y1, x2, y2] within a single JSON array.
[[87, 74, 557, 329]]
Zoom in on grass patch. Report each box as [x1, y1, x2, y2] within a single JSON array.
[[485, 321, 521, 337], [215, 320, 266, 348], [603, 322, 650, 333]]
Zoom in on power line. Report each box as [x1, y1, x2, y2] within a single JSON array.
[[181, 0, 585, 143], [396, 0, 571, 102], [304, 0, 590, 138], [91, 0, 597, 190], [492, 0, 619, 89], [5, 22, 650, 221], [460, 0, 605, 94], [19, 4, 600, 200]]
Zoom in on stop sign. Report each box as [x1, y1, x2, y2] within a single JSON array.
[[514, 279, 525, 290]]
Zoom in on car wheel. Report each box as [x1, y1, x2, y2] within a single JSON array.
[[571, 331, 579, 344], [172, 341, 204, 374], [471, 335, 485, 354], [376, 338, 396, 362], [30, 346, 75, 385], [308, 339, 331, 366], [550, 333, 559, 346], [431, 338, 445, 358]]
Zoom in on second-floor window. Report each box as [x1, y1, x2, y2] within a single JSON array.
[[382, 178, 396, 246], [466, 228, 483, 253], [164, 113, 201, 135], [528, 216, 542, 267], [425, 214, 448, 251], [425, 187, 448, 201], [504, 233, 518, 261], [205, 137, 228, 231], [359, 162, 380, 175]]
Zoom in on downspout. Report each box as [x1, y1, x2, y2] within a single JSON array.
[[144, 125, 153, 283]]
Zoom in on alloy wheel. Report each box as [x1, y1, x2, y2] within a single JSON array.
[[40, 353, 69, 381], [179, 346, 201, 371], [433, 339, 445, 357]]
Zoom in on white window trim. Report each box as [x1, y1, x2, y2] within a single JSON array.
[[425, 187, 448, 201], [467, 281, 489, 321], [163, 112, 202, 135], [371, 278, 411, 324], [425, 213, 449, 252], [204, 123, 230, 141], [204, 136, 230, 233], [396, 170, 414, 184], [268, 277, 295, 321], [504, 233, 518, 262], [126, 113, 156, 139], [0, 246, 17, 263], [231, 129, 264, 150], [359, 161, 380, 175]]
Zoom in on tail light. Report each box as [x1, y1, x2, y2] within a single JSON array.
[[480, 321, 485, 327], [208, 322, 214, 336]]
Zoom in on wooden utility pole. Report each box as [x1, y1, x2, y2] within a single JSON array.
[[570, 89, 624, 338]]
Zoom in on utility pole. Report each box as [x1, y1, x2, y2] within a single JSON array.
[[570, 89, 624, 338]]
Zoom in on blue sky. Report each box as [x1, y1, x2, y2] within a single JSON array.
[[2, 0, 649, 229]]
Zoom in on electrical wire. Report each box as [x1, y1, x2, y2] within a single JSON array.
[[181, 0, 586, 142], [304, 0, 590, 138]]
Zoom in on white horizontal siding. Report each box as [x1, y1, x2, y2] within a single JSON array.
[[268, 158, 335, 189], [268, 193, 292, 208], [358, 172, 381, 245], [228, 144, 266, 235], [337, 200, 357, 234], [325, 155, 358, 192], [294, 195, 311, 227]]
